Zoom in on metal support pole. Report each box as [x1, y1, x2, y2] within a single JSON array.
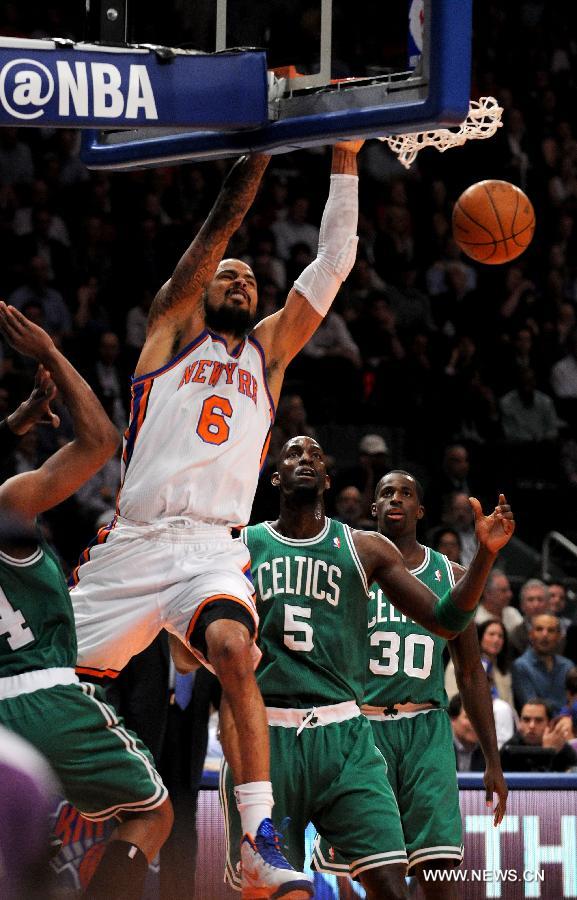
[[85, 0, 129, 44]]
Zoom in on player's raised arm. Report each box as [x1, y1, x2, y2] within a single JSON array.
[[0, 302, 119, 521], [142, 154, 270, 341], [356, 495, 515, 639], [253, 140, 363, 395]]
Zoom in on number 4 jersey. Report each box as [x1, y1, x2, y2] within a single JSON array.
[[0, 542, 76, 677], [242, 518, 369, 708], [118, 329, 274, 527], [365, 546, 455, 709]]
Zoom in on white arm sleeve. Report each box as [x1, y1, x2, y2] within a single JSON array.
[[293, 174, 359, 316]]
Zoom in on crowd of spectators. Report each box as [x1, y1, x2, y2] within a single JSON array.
[[2, 4, 577, 567], [446, 572, 577, 773]]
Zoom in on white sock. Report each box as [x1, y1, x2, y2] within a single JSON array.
[[235, 781, 274, 836]]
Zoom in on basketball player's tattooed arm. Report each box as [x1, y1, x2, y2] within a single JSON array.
[[449, 614, 508, 826], [0, 302, 119, 522], [253, 140, 363, 401], [355, 495, 515, 639], [146, 153, 271, 333]]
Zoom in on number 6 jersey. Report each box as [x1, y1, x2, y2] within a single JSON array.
[[118, 329, 274, 527], [365, 546, 456, 709]]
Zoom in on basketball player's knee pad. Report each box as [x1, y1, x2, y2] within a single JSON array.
[[293, 174, 359, 316]]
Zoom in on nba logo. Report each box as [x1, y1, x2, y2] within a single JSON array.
[[435, 569, 442, 582], [333, 537, 341, 549], [408, 0, 424, 69]]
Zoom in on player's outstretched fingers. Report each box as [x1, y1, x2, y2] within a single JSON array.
[[468, 496, 483, 520]]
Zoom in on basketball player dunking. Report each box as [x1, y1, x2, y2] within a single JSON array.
[[70, 140, 364, 898]]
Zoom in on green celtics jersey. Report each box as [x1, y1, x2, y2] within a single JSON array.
[[243, 518, 369, 708], [364, 546, 455, 709], [0, 541, 76, 677]]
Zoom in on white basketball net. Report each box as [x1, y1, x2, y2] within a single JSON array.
[[379, 96, 503, 170]]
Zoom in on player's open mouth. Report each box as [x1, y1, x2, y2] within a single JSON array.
[[296, 468, 315, 478], [385, 511, 404, 520]]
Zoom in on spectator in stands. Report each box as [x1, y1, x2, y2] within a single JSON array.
[[500, 699, 577, 772], [559, 667, 577, 721], [441, 491, 478, 566], [475, 568, 523, 635], [15, 205, 74, 293], [333, 485, 372, 530], [335, 433, 392, 516], [499, 366, 559, 443], [512, 613, 574, 714], [446, 618, 514, 708], [509, 578, 549, 657], [271, 194, 319, 261], [427, 525, 462, 564], [268, 394, 317, 467], [448, 694, 484, 772], [82, 331, 129, 431], [124, 289, 153, 367], [426, 443, 478, 524], [0, 126, 34, 186], [550, 328, 577, 420], [8, 257, 72, 342], [547, 580, 572, 635]]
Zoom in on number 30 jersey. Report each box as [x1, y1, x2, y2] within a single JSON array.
[[364, 546, 455, 710], [242, 518, 369, 708], [118, 329, 274, 527]]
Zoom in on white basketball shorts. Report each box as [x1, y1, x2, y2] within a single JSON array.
[[70, 516, 259, 678]]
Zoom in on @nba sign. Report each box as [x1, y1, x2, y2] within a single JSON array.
[[0, 40, 269, 130], [0, 57, 158, 122]]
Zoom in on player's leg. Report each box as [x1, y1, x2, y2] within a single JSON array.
[[205, 616, 269, 785], [220, 726, 310, 896], [360, 865, 408, 900], [377, 713, 463, 900], [177, 537, 313, 898], [311, 716, 408, 899], [83, 800, 174, 900], [203, 616, 313, 898], [410, 860, 460, 900]]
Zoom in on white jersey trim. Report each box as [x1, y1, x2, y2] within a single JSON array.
[[409, 545, 431, 576], [262, 518, 331, 546], [342, 524, 369, 595], [441, 552, 457, 587], [0, 546, 43, 567], [0, 667, 78, 699]]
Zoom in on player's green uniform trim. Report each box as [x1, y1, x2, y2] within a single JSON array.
[[0, 540, 167, 818]]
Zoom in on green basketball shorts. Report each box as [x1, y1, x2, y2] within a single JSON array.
[[221, 705, 407, 889], [316, 709, 463, 874], [0, 681, 167, 820]]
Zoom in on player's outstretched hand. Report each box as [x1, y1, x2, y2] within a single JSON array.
[[484, 764, 508, 827], [0, 302, 56, 361], [7, 365, 60, 435], [469, 493, 515, 554]]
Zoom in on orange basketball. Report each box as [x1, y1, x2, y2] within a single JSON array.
[[452, 180, 535, 265]]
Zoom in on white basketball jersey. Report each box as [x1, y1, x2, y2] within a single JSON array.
[[117, 329, 274, 527]]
